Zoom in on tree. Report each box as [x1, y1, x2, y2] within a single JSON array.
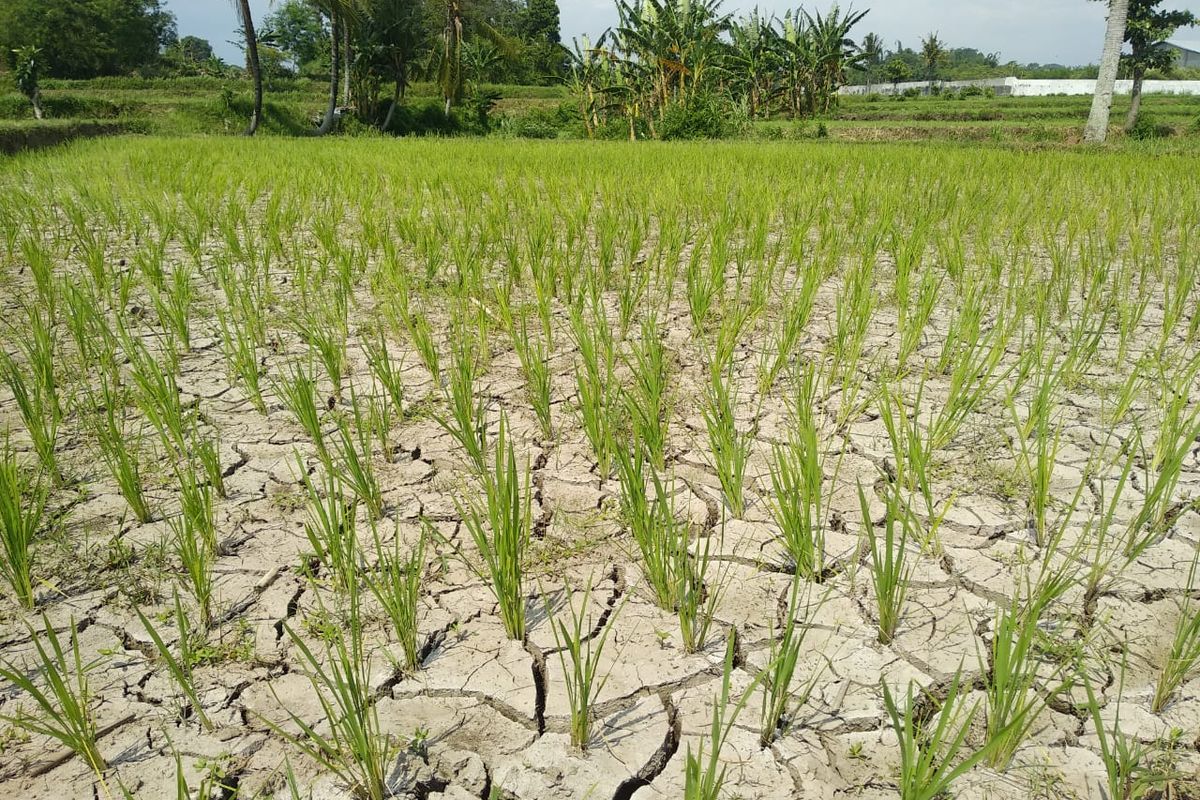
[[919, 32, 947, 87], [1121, 0, 1196, 131], [1085, 0, 1131, 142], [358, 0, 428, 130], [0, 0, 175, 78], [883, 55, 912, 90], [261, 0, 328, 72], [523, 0, 563, 80], [524, 0, 560, 43], [860, 31, 884, 87], [311, 0, 361, 134], [12, 46, 45, 119], [176, 35, 214, 63], [233, 0, 264, 136]]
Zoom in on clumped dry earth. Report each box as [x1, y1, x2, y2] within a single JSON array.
[[0, 139, 1198, 800]]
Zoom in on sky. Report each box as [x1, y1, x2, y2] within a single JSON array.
[[169, 0, 1200, 68]]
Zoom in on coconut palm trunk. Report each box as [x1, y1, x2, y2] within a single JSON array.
[[1084, 0, 1130, 143], [236, 0, 263, 135], [342, 24, 353, 106], [316, 12, 342, 135]]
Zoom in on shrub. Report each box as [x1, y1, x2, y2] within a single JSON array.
[[1127, 112, 1173, 141], [659, 95, 745, 140]]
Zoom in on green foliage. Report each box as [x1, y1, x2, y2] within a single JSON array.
[[0, 0, 176, 79], [660, 94, 746, 140], [1127, 110, 1173, 140]]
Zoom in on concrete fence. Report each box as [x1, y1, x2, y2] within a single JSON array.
[[840, 77, 1200, 97]]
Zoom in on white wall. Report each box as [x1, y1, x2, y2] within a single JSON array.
[[840, 77, 1200, 97]]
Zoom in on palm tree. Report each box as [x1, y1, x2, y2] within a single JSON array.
[[860, 31, 884, 90], [919, 32, 946, 91], [234, 0, 263, 135], [438, 0, 465, 114], [1084, 0, 1131, 142]]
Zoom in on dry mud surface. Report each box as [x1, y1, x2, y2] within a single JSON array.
[[0, 143, 1199, 800]]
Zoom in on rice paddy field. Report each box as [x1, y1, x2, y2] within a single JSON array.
[[1, 137, 1199, 800]]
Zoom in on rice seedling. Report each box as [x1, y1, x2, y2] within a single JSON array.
[[830, 255, 875, 386], [0, 615, 108, 780], [882, 670, 994, 800], [437, 332, 488, 475], [979, 594, 1073, 770], [275, 360, 328, 459], [0, 436, 47, 608], [168, 489, 215, 629], [1007, 355, 1065, 547], [88, 380, 153, 524], [190, 424, 226, 499], [685, 234, 721, 336], [498, 297, 554, 440], [217, 307, 266, 414], [757, 266, 819, 395], [366, 526, 425, 674], [896, 267, 943, 370], [123, 336, 189, 456], [403, 307, 441, 384], [134, 592, 213, 731], [684, 635, 762, 800], [623, 316, 669, 469], [292, 307, 348, 399], [570, 300, 617, 480], [677, 513, 727, 655], [297, 455, 360, 591], [858, 480, 913, 644], [702, 365, 753, 519], [877, 382, 951, 553], [543, 576, 625, 750], [62, 280, 115, 370], [151, 264, 195, 351], [1084, 665, 1161, 800], [1125, 405, 1200, 560], [267, 586, 395, 800], [332, 409, 384, 521], [1, 316, 62, 482], [759, 580, 825, 747], [614, 440, 685, 612], [453, 413, 531, 641], [1151, 556, 1200, 713], [362, 327, 406, 420]]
